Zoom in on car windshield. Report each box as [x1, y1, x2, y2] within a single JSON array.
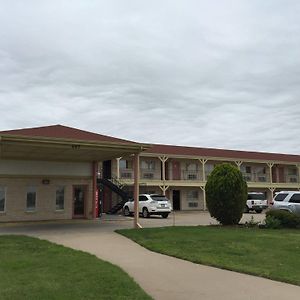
[[151, 195, 169, 201], [248, 193, 266, 200], [274, 193, 288, 202]]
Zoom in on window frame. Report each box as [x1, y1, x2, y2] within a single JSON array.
[[274, 193, 288, 202], [0, 186, 6, 213], [141, 160, 156, 171], [289, 193, 300, 204], [119, 159, 131, 169], [55, 186, 65, 211], [26, 186, 37, 212], [139, 195, 148, 202], [187, 190, 199, 201]]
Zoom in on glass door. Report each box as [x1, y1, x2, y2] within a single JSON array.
[[73, 186, 86, 218]]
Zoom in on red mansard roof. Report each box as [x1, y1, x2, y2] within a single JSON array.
[[0, 125, 138, 145], [145, 144, 300, 163]]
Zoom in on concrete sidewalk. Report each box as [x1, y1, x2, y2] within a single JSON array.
[[24, 228, 300, 300]]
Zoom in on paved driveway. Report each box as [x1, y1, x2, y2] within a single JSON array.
[[1, 212, 299, 300]]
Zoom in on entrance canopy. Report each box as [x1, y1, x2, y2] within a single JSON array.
[[0, 125, 150, 162]]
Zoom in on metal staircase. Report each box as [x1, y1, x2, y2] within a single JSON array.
[[97, 177, 130, 214]]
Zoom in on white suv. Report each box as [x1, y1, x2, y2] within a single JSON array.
[[245, 192, 268, 213], [271, 191, 300, 216], [123, 194, 172, 218]]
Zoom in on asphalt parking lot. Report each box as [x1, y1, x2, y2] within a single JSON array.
[[0, 211, 266, 234], [124, 210, 266, 228]]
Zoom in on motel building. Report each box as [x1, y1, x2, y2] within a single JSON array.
[[0, 124, 300, 223]]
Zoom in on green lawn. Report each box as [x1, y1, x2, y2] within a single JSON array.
[[0, 235, 151, 300], [117, 226, 300, 286]]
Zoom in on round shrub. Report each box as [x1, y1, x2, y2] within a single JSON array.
[[205, 163, 247, 225]]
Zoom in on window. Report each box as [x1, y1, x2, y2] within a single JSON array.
[[120, 159, 131, 169], [245, 166, 252, 174], [289, 193, 300, 204], [186, 163, 198, 171], [188, 202, 198, 208], [151, 195, 168, 201], [141, 160, 155, 170], [205, 164, 214, 173], [274, 193, 288, 202], [256, 167, 266, 174], [0, 187, 5, 212], [139, 195, 148, 202], [187, 190, 198, 200], [56, 186, 65, 210], [248, 193, 266, 200], [288, 167, 297, 176], [26, 186, 37, 211]]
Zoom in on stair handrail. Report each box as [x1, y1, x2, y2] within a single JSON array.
[[108, 175, 125, 189]]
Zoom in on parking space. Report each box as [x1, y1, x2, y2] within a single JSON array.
[[125, 211, 266, 228], [0, 211, 267, 235]]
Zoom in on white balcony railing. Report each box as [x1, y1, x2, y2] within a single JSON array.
[[242, 173, 270, 183], [141, 170, 157, 180], [119, 168, 298, 184], [182, 170, 201, 181], [120, 169, 133, 179], [286, 175, 298, 183]]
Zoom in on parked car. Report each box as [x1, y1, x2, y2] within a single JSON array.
[[271, 191, 300, 216], [123, 194, 172, 218], [245, 192, 268, 213]]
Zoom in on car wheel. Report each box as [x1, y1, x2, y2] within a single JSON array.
[[255, 209, 262, 214], [142, 207, 149, 218], [161, 213, 169, 219], [123, 206, 131, 216]]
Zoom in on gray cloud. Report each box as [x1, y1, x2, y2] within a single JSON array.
[[0, 0, 300, 154]]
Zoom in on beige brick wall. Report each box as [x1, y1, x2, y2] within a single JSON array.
[[169, 187, 204, 210], [0, 177, 93, 222]]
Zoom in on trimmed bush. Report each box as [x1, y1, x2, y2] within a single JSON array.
[[265, 215, 282, 229], [266, 210, 300, 228], [205, 163, 247, 225]]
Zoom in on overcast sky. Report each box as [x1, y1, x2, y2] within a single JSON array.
[[0, 1, 300, 154]]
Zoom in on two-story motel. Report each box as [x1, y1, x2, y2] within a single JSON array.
[[1, 124, 300, 222]]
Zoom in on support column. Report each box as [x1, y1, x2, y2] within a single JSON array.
[[199, 159, 207, 182], [159, 185, 169, 196], [235, 161, 243, 170], [159, 156, 168, 182], [297, 164, 300, 185], [200, 186, 206, 210], [267, 162, 274, 183], [133, 153, 141, 229], [268, 187, 276, 204], [116, 157, 122, 180], [92, 161, 99, 219]]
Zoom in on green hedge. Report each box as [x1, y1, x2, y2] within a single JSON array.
[[266, 210, 300, 229]]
